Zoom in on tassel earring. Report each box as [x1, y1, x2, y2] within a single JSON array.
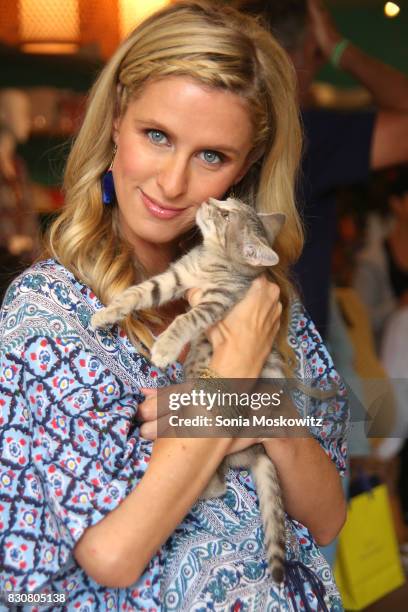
[[102, 144, 117, 205]]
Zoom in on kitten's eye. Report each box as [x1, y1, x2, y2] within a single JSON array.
[[220, 211, 230, 219], [147, 129, 168, 145]]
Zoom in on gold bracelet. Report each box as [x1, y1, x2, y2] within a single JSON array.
[[198, 367, 221, 379]]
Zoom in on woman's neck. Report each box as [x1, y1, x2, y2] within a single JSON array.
[[134, 238, 180, 277]]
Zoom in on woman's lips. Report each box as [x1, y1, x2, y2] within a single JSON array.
[[140, 190, 186, 220]]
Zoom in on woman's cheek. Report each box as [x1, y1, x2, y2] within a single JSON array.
[[117, 132, 153, 175], [193, 174, 231, 202]]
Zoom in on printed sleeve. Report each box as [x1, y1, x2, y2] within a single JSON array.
[[289, 303, 349, 476], [0, 285, 152, 593]]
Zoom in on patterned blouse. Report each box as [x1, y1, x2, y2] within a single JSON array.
[[0, 260, 348, 611]]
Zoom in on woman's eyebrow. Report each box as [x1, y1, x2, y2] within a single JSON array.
[[134, 117, 240, 156], [134, 118, 170, 132]]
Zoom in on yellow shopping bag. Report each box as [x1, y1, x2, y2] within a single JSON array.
[[334, 484, 405, 610]]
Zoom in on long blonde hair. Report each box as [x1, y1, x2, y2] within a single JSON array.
[[43, 0, 303, 362]]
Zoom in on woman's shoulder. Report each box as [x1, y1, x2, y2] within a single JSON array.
[[0, 259, 180, 389], [2, 259, 100, 312], [1, 259, 104, 341], [0, 259, 102, 358]]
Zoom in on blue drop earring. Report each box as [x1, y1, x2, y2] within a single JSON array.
[[102, 144, 117, 205]]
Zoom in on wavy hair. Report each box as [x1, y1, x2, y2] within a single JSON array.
[[43, 0, 303, 364]]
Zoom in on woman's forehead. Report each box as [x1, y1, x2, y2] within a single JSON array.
[[124, 76, 254, 154]]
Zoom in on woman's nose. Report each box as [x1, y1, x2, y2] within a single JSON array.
[[156, 153, 189, 200]]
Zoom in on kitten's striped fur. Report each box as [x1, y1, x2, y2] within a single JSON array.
[[92, 197, 287, 582]]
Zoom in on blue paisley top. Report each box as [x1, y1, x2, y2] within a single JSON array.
[[0, 260, 348, 611]]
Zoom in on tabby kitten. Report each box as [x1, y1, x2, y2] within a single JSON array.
[[92, 197, 287, 582]]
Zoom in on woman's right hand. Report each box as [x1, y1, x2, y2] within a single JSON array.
[[187, 275, 282, 379]]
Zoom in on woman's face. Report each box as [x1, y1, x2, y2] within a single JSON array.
[[112, 76, 254, 265]]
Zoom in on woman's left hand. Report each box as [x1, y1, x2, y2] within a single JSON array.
[[138, 387, 264, 454], [138, 387, 166, 440]]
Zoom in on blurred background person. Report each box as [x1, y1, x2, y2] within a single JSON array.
[[0, 88, 40, 301], [354, 166, 408, 350], [233, 0, 408, 340], [233, 0, 408, 573], [354, 166, 408, 528]]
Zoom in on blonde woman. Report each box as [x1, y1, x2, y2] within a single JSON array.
[[0, 2, 347, 609]]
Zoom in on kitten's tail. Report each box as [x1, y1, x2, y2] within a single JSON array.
[[91, 287, 140, 328], [252, 454, 286, 583]]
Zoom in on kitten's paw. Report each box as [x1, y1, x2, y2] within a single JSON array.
[[91, 309, 115, 328], [150, 344, 175, 369]]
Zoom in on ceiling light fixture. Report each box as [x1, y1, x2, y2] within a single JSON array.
[[384, 2, 400, 18]]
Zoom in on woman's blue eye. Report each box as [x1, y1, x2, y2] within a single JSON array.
[[147, 129, 167, 144], [201, 150, 222, 165]]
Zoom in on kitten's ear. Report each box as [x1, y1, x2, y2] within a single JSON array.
[[257, 212, 286, 243], [243, 238, 279, 267]]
